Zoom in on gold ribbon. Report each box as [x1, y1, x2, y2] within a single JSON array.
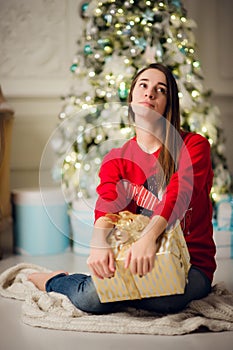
[[106, 211, 190, 279]]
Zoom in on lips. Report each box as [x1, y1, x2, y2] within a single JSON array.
[[139, 101, 155, 109]]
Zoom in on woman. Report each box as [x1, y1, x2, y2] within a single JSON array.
[[29, 63, 216, 314]]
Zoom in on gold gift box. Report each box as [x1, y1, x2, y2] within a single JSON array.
[[92, 212, 190, 303]]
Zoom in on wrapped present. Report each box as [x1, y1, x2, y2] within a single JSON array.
[[92, 211, 190, 303]]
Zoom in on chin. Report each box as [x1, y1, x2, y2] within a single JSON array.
[[132, 103, 163, 121]]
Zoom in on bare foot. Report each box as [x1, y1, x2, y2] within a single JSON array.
[[28, 270, 68, 291]]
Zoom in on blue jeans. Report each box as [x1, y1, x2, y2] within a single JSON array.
[[46, 266, 211, 314]]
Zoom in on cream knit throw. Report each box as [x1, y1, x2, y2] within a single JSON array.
[[0, 263, 233, 335]]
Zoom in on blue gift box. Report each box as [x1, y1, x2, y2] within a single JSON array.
[[213, 225, 233, 259], [213, 194, 233, 259], [12, 188, 70, 255], [216, 194, 233, 231], [70, 198, 95, 256]]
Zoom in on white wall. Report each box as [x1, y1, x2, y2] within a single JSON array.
[[0, 0, 83, 189], [184, 0, 233, 175], [0, 0, 232, 191]]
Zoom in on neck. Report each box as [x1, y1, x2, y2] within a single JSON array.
[[133, 109, 166, 153], [136, 128, 162, 154]]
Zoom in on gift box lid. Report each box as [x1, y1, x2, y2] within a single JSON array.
[[12, 187, 67, 206]]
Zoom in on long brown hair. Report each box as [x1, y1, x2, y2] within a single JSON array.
[[128, 63, 181, 188]]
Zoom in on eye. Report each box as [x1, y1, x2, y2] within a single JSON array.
[[156, 86, 167, 95], [139, 82, 147, 88]]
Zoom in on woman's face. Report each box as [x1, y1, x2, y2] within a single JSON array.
[[131, 68, 168, 117]]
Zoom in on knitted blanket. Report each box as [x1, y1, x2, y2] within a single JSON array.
[[0, 263, 233, 335]]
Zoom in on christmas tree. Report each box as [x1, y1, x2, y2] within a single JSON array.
[[51, 0, 232, 205]]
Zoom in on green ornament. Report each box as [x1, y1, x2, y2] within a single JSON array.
[[70, 63, 78, 72], [179, 46, 186, 55], [82, 2, 89, 12], [81, 2, 89, 18], [84, 44, 93, 55], [118, 87, 129, 100]]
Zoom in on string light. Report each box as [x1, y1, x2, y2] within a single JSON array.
[[121, 126, 132, 135], [59, 112, 66, 119], [95, 8, 102, 16], [158, 2, 165, 9], [178, 92, 183, 98], [212, 191, 217, 201], [193, 61, 200, 68], [94, 157, 101, 164], [77, 154, 83, 160], [75, 162, 81, 169], [85, 95, 92, 102], [191, 90, 200, 98], [209, 138, 213, 145], [181, 17, 187, 23], [84, 164, 91, 171]]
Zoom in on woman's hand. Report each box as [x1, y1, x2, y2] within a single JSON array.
[[124, 232, 157, 276], [87, 246, 115, 280], [124, 215, 167, 276], [87, 216, 115, 279]]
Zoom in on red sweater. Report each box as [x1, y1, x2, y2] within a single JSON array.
[[95, 131, 216, 282]]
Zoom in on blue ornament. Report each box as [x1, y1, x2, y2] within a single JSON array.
[[97, 38, 110, 48], [122, 27, 131, 35], [171, 0, 182, 9], [142, 9, 154, 22], [104, 14, 112, 26], [134, 37, 147, 50]]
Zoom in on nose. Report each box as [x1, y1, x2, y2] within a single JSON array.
[[145, 89, 155, 99]]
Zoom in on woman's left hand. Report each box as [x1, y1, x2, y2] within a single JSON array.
[[124, 231, 157, 277], [124, 215, 167, 276]]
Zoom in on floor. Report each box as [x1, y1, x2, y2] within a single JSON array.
[[0, 250, 233, 350]]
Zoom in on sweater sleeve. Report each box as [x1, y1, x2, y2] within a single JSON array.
[[152, 133, 213, 225], [94, 149, 131, 221]]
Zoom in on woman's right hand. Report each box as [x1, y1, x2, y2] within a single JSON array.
[[87, 246, 115, 280], [88, 216, 116, 279]]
